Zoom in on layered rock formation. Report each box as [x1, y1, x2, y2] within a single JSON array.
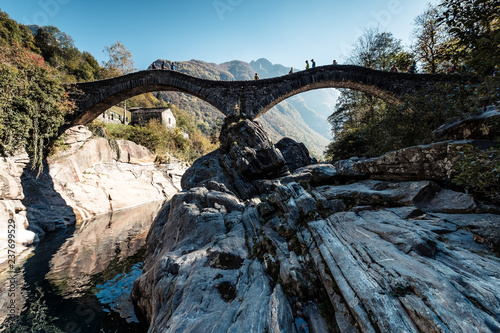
[[0, 125, 186, 267], [133, 118, 500, 332]]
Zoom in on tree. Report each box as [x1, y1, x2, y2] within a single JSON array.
[[412, 4, 450, 74], [0, 44, 73, 170], [102, 41, 135, 78], [325, 29, 415, 161], [349, 27, 404, 70], [329, 29, 406, 134], [438, 0, 500, 75]]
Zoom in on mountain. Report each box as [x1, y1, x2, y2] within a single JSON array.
[[249, 58, 291, 78], [151, 58, 337, 157]]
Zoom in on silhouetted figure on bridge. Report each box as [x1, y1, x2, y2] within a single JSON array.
[[311, 59, 316, 68], [333, 60, 338, 65], [171, 62, 176, 70], [152, 62, 157, 70], [408, 61, 417, 74], [289, 67, 294, 74], [161, 61, 167, 70], [305, 60, 310, 69], [254, 73, 260, 80]]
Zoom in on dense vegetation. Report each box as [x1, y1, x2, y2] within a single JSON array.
[[90, 94, 217, 162], [0, 43, 73, 170], [324, 0, 499, 202], [0, 10, 217, 168]]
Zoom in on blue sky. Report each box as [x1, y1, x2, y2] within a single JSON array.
[[2, 0, 438, 71]]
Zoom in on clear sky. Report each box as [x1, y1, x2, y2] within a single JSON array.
[[1, 0, 438, 71]]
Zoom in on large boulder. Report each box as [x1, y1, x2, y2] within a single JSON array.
[[433, 108, 500, 141], [220, 119, 288, 179], [351, 140, 496, 181], [116, 140, 156, 164], [276, 137, 315, 171]]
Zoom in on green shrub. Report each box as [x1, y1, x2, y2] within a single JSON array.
[[452, 144, 500, 204], [324, 82, 491, 162], [0, 44, 73, 171]]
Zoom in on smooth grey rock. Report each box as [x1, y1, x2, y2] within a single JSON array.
[[132, 187, 297, 333], [220, 119, 287, 180], [351, 141, 474, 181], [310, 164, 338, 185], [433, 108, 500, 141], [333, 157, 366, 178], [316, 180, 441, 207], [276, 137, 314, 172], [418, 189, 476, 213], [181, 149, 235, 193], [266, 284, 298, 333], [308, 209, 500, 333], [431, 213, 500, 254]]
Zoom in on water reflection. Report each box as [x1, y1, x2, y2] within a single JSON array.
[[47, 201, 163, 299], [0, 200, 164, 332]]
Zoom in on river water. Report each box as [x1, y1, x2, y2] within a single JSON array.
[[0, 200, 165, 332]]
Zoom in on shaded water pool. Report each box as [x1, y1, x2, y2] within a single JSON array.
[[0, 200, 165, 332]]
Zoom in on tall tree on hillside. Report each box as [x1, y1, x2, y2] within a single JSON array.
[[332, 28, 408, 127], [325, 29, 413, 161], [438, 0, 500, 75], [102, 41, 135, 78], [349, 28, 404, 71], [34, 26, 74, 69], [0, 45, 73, 170], [412, 4, 450, 74], [0, 10, 37, 50]]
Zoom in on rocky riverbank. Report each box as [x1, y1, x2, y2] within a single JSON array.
[[132, 115, 500, 332], [0, 125, 186, 268]]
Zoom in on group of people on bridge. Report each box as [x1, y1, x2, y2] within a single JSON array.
[[305, 59, 316, 69], [389, 61, 417, 74], [151, 61, 176, 71]]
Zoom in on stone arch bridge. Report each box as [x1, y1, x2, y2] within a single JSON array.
[[65, 65, 455, 125]]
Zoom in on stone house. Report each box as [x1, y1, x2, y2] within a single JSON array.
[[130, 108, 176, 129]]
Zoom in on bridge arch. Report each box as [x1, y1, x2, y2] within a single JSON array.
[[65, 70, 237, 125], [66, 65, 455, 125]]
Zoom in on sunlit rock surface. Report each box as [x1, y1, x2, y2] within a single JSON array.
[[0, 125, 186, 267], [134, 119, 500, 332]]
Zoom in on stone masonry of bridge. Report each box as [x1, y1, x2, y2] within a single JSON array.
[[65, 65, 456, 125]]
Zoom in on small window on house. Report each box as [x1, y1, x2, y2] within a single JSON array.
[[168, 118, 171, 124]]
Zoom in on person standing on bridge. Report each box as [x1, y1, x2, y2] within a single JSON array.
[[305, 60, 310, 69], [311, 59, 316, 68], [171, 62, 176, 70], [333, 60, 338, 65], [254, 73, 260, 80], [161, 61, 167, 70], [152, 62, 157, 70], [289, 67, 294, 74], [408, 61, 417, 73]]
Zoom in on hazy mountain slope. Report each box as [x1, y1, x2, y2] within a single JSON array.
[[250, 58, 291, 78], [219, 60, 254, 80], [296, 89, 340, 119], [257, 102, 330, 157], [248, 59, 338, 140], [287, 95, 332, 139]]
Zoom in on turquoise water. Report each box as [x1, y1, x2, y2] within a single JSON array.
[[0, 201, 164, 332]]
